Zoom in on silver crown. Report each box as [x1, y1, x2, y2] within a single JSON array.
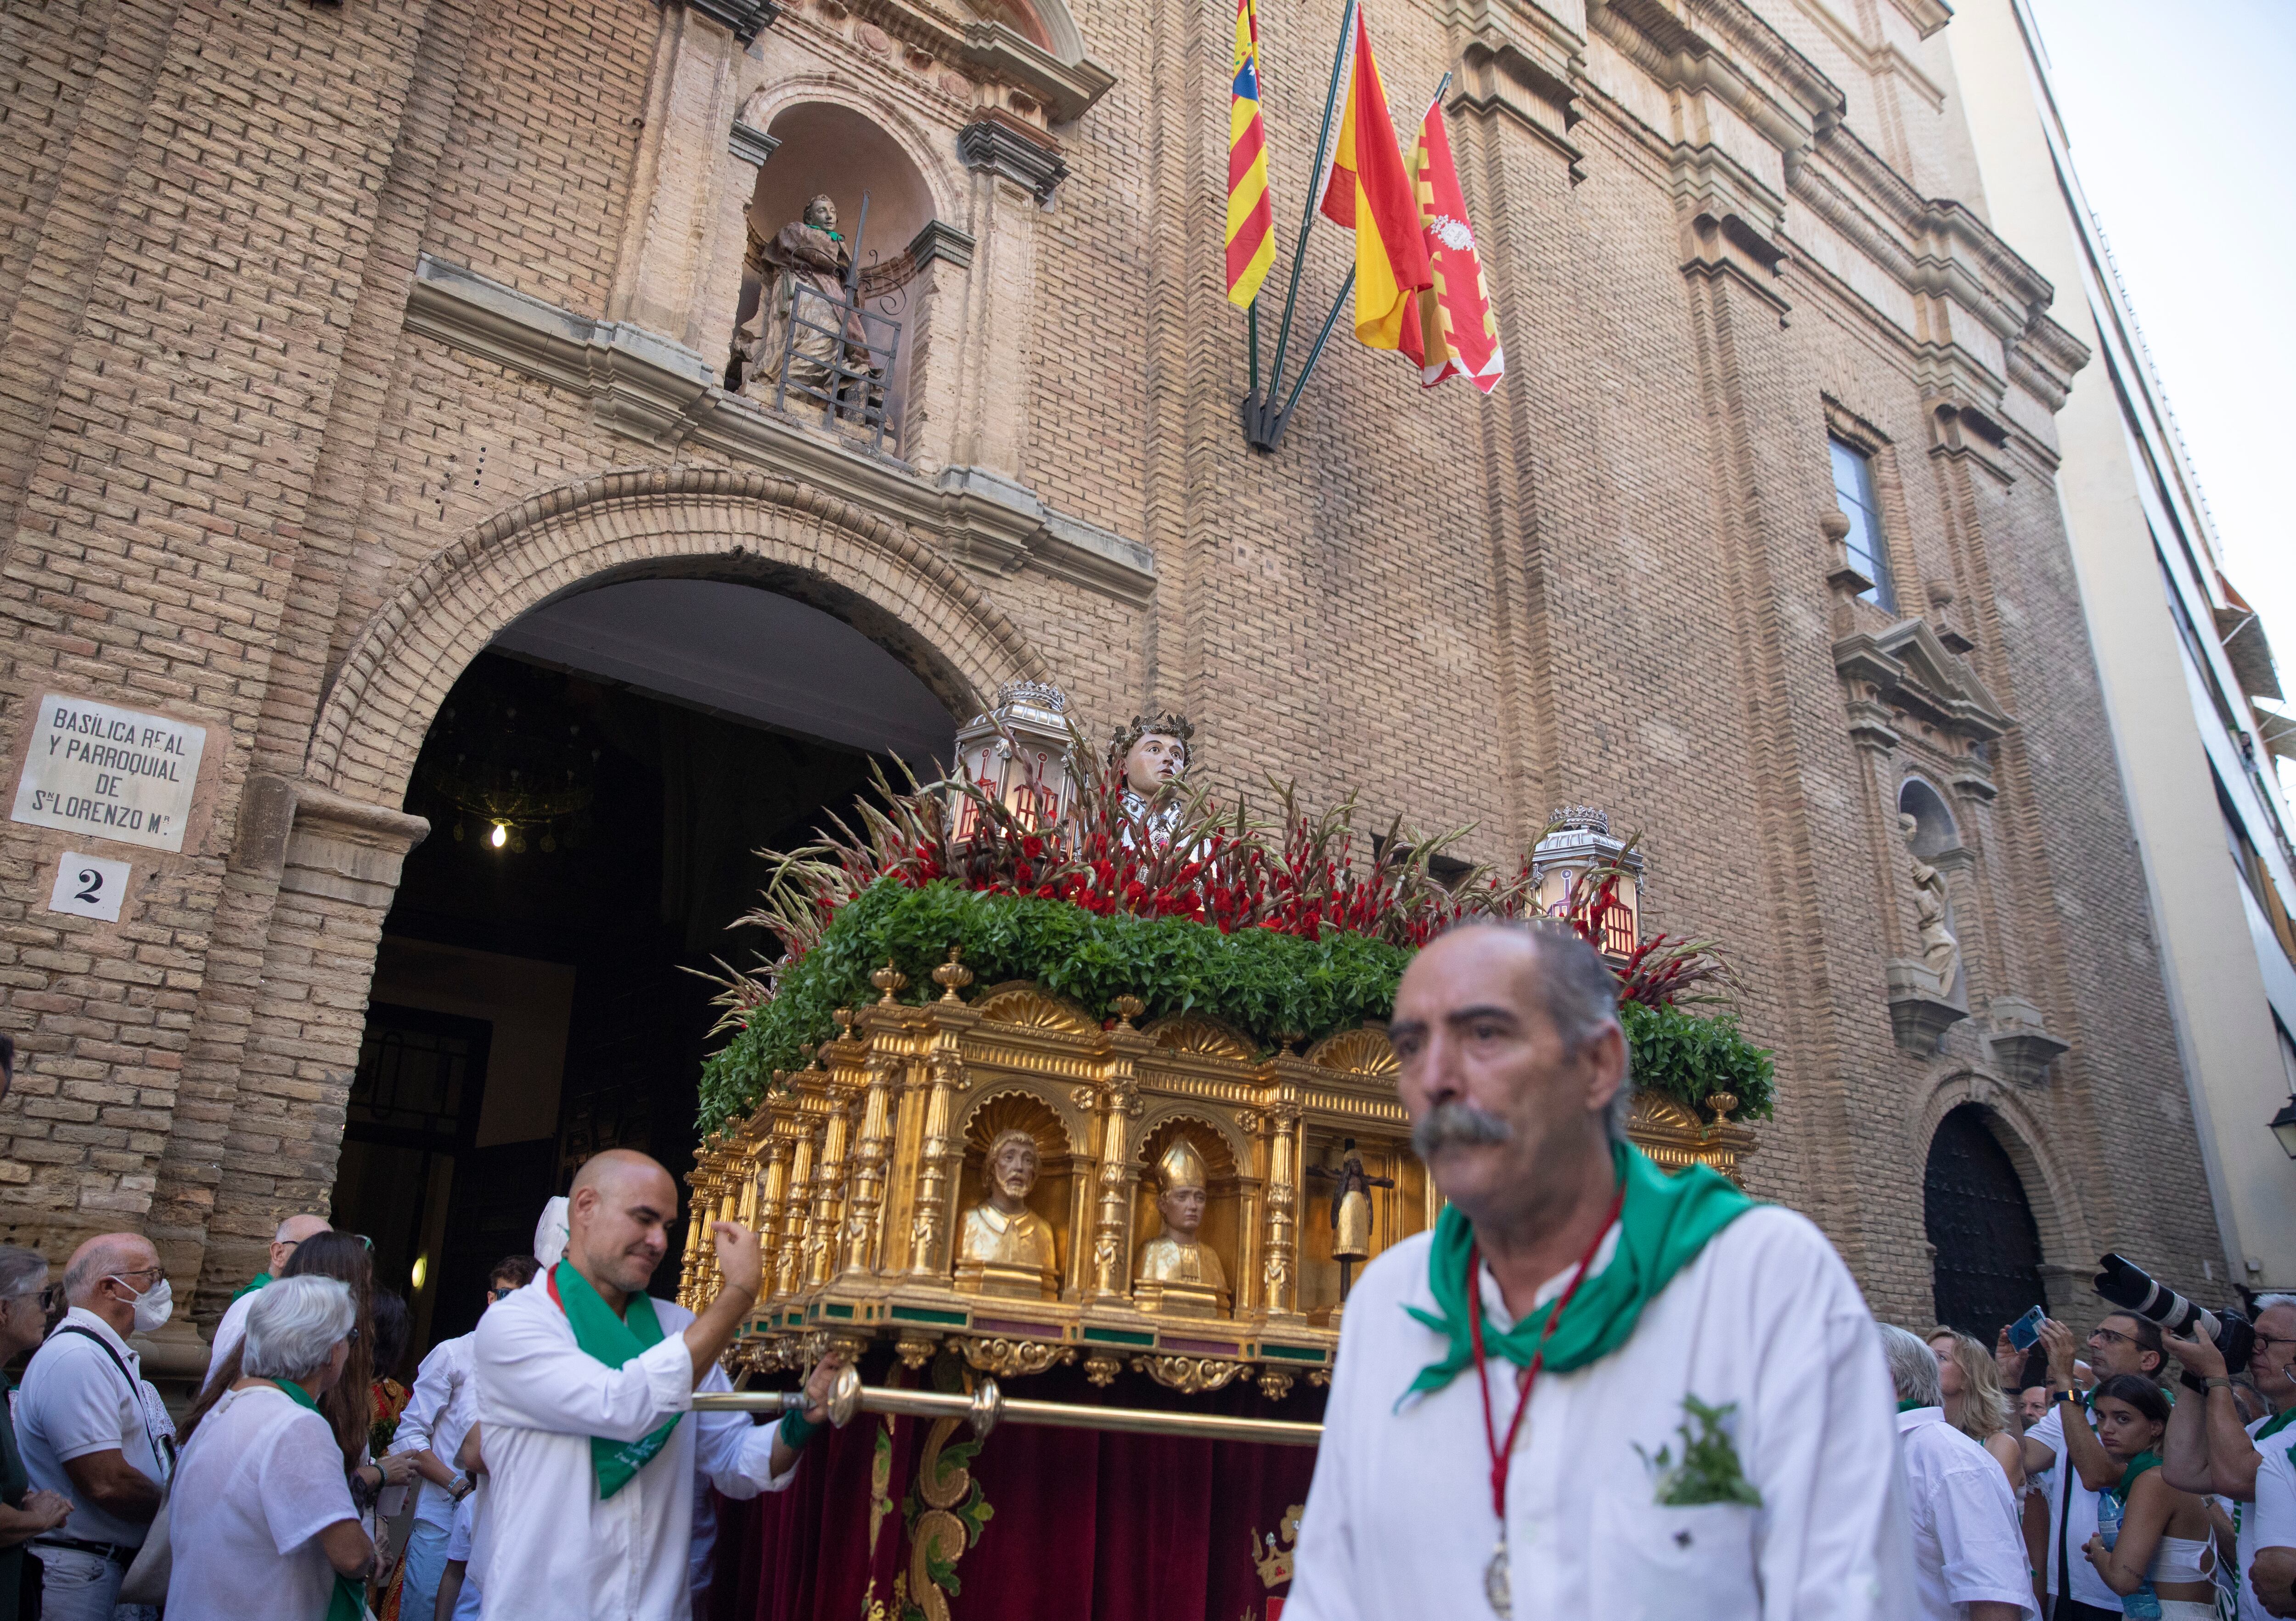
[[1547, 806, 1610, 837]]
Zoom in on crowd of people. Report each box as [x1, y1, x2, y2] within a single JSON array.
[[5, 947, 2296, 1620], [0, 1114, 843, 1621]]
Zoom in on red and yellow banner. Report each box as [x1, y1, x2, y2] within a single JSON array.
[[1313, 6, 1431, 350], [1400, 93, 1504, 392], [1226, 0, 1277, 306]]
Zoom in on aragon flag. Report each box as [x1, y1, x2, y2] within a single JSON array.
[[1225, 0, 1276, 307], [1399, 93, 1504, 392], [1313, 6, 1431, 350]]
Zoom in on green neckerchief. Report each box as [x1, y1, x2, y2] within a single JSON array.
[[1402, 1141, 1757, 1403], [2258, 1407, 2296, 1444], [1897, 1398, 1928, 1413], [551, 1261, 682, 1499], [231, 1271, 272, 1302], [2111, 1448, 2163, 1502], [264, 1379, 367, 1621]]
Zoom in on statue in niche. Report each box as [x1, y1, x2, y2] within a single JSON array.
[[1134, 1138, 1229, 1316], [1902, 813, 1961, 998], [1306, 1139, 1394, 1303], [953, 1128, 1059, 1300], [1108, 711, 1194, 851], [729, 194, 917, 420]]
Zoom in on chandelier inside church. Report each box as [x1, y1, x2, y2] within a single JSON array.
[[417, 686, 600, 854]]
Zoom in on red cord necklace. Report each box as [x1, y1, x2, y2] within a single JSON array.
[[1468, 1178, 1625, 1618]]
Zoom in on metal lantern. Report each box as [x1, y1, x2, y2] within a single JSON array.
[[949, 681, 1078, 842], [1531, 807, 1644, 959]]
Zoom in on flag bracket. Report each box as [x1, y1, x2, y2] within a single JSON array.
[[1234, 40, 1452, 453]]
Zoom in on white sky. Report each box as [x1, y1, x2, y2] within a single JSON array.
[[2021, 0, 2296, 785]]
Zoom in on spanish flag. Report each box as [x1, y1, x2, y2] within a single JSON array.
[[1226, 0, 1276, 307], [1314, 6, 1431, 350]]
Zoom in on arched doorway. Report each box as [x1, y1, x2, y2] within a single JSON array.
[[1924, 1103, 2045, 1340], [331, 577, 958, 1352]]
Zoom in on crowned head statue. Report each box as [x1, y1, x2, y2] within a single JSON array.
[[953, 1126, 1059, 1299], [1108, 710, 1194, 850], [1134, 1135, 1227, 1312]]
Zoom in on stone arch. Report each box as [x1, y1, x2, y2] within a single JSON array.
[[304, 466, 1049, 804], [1898, 774, 1961, 858], [738, 83, 963, 223], [1913, 1071, 2088, 1309]]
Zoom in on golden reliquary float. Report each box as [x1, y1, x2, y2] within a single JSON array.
[[678, 968, 1758, 1400], [677, 685, 1760, 1401]]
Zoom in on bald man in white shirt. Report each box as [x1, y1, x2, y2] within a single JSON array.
[[474, 1150, 841, 1621]]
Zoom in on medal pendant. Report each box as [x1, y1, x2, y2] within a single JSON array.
[[1484, 1538, 1511, 1618]]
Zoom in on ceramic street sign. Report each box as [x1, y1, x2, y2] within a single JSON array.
[[47, 851, 130, 922]]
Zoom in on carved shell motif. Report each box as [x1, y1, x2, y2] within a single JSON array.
[[1145, 1014, 1255, 1062], [976, 982, 1100, 1036], [1304, 1026, 1399, 1079]]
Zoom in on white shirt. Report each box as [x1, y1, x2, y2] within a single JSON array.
[[205, 1290, 257, 1389], [2027, 1399, 2117, 1608], [2232, 1413, 2291, 1621], [1896, 1407, 2036, 1619], [2246, 1425, 2296, 1619], [1287, 1206, 1916, 1621], [163, 1384, 359, 1621], [17, 1308, 168, 1548], [473, 1274, 796, 1621], [391, 1332, 478, 1531]]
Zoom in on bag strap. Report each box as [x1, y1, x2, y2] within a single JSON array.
[[53, 1325, 171, 1477]]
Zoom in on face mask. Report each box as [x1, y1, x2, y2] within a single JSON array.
[[111, 1275, 172, 1335]]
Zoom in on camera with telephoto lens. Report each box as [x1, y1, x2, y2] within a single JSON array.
[[2093, 1253, 2254, 1374]]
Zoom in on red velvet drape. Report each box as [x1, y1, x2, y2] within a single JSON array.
[[712, 1363, 1318, 1621]]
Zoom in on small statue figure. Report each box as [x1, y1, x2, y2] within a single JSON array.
[[1134, 1137, 1229, 1315], [953, 1128, 1059, 1300], [1306, 1139, 1394, 1301], [1108, 711, 1194, 851], [729, 194, 917, 421], [1902, 813, 1961, 998]]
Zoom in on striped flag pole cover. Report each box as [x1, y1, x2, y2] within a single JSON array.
[[1226, 0, 1276, 308]]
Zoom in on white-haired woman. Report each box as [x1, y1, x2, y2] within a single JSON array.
[[164, 1275, 378, 1621]]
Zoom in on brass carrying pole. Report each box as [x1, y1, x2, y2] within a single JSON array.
[[694, 1375, 1323, 1448]]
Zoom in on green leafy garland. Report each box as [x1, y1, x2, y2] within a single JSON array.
[[696, 878, 1774, 1137]]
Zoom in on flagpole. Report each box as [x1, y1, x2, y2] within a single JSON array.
[[1254, 70, 1450, 451], [1263, 0, 1356, 404], [1248, 299, 1262, 400]]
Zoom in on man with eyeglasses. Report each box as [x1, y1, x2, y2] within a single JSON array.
[[2155, 1294, 2296, 1620], [2015, 1311, 2170, 1620], [17, 1233, 175, 1621], [387, 1255, 540, 1621], [204, 1213, 333, 1390]]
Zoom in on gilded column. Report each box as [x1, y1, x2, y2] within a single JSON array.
[[776, 1126, 816, 1300], [1086, 998, 1150, 1300], [1261, 1103, 1303, 1321], [905, 1023, 965, 1281], [755, 1132, 795, 1301], [841, 1025, 900, 1277]]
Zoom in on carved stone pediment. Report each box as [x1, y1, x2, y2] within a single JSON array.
[[844, 0, 1114, 124], [1834, 617, 2011, 743]]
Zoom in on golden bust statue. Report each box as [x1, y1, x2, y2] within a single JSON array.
[[953, 1129, 1060, 1299], [1134, 1138, 1229, 1316]]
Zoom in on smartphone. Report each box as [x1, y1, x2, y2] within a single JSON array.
[[2008, 1304, 2046, 1350]]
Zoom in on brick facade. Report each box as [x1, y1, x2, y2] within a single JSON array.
[[0, 0, 2221, 1347]]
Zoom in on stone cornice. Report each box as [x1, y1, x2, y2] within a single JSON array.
[[957, 116, 1069, 202], [1834, 616, 2012, 742], [401, 253, 1155, 605], [1591, 0, 1846, 152], [679, 0, 781, 45], [2008, 310, 2089, 412], [840, 0, 1114, 124]]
